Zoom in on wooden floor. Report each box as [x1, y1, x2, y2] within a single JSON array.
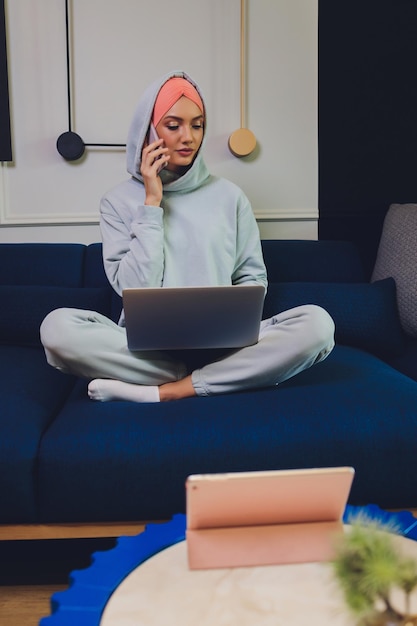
[[0, 522, 149, 624], [0, 585, 66, 626], [0, 534, 120, 624]]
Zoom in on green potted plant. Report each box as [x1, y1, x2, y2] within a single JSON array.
[[332, 514, 417, 625]]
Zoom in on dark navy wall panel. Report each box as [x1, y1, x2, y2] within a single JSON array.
[[318, 0, 417, 276]]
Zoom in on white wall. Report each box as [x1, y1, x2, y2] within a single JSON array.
[[0, 0, 318, 243]]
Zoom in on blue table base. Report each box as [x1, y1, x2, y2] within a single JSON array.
[[39, 506, 417, 626]]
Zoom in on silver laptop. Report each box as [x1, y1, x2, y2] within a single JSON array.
[[122, 284, 265, 351]]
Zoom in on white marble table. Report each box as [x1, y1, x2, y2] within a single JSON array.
[[100, 530, 417, 626], [40, 506, 417, 626]]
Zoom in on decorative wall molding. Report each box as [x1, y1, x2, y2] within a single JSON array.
[[0, 164, 99, 225], [255, 209, 318, 222]]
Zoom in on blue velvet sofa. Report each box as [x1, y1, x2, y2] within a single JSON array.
[[1, 239, 416, 530]]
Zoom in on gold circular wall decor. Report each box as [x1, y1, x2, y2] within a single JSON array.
[[228, 0, 257, 158], [228, 127, 257, 158]]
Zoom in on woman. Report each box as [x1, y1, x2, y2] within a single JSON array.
[[41, 70, 335, 403]]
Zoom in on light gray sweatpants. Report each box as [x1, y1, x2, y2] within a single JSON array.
[[40, 305, 335, 396]]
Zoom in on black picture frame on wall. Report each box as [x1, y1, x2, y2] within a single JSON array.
[[0, 0, 12, 162]]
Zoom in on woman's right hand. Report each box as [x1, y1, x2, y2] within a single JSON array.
[[140, 138, 170, 206]]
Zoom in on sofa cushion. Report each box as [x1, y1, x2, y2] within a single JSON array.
[[263, 278, 404, 358], [372, 203, 417, 337], [84, 243, 122, 322], [0, 345, 75, 523], [261, 240, 366, 283], [37, 345, 417, 521], [83, 243, 109, 287], [0, 286, 111, 346], [386, 337, 417, 382], [0, 243, 85, 286]]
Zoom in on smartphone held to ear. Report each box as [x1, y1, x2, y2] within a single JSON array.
[[148, 123, 167, 173]]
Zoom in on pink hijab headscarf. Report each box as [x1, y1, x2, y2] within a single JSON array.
[[152, 77, 204, 128]]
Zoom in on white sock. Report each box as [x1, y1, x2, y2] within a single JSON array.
[[88, 379, 160, 403]]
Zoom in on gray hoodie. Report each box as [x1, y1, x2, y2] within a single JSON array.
[[100, 70, 267, 324]]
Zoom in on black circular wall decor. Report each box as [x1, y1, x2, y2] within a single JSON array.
[[56, 130, 85, 161], [57, 0, 126, 161]]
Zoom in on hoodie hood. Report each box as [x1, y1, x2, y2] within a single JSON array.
[[126, 70, 210, 193]]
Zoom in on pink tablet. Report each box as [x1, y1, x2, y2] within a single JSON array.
[[186, 467, 355, 569]]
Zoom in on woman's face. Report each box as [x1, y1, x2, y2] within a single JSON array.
[[155, 96, 204, 172]]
